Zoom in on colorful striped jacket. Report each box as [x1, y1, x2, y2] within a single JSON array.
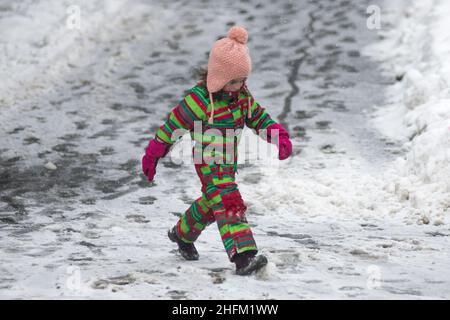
[[155, 81, 277, 166]]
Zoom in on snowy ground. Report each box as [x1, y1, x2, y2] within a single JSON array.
[[365, 0, 450, 224], [1, 0, 449, 299]]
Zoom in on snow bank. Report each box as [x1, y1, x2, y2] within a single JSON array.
[[364, 0, 450, 224]]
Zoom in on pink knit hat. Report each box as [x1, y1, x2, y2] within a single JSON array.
[[207, 26, 252, 124]]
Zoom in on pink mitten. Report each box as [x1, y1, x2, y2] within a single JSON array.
[[266, 123, 293, 160], [142, 139, 170, 181]]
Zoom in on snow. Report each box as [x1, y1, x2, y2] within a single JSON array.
[[44, 161, 58, 171], [364, 0, 450, 224], [1, 0, 450, 299]]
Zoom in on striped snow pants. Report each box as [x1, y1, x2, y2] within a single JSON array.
[[174, 162, 258, 262]]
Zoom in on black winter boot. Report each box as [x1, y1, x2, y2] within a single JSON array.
[[234, 251, 268, 276], [168, 227, 199, 261]]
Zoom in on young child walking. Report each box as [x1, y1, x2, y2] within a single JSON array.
[[141, 26, 292, 275]]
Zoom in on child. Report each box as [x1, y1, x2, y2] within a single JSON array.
[[142, 26, 292, 275]]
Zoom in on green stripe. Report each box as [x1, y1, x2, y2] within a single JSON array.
[[236, 240, 257, 248], [184, 94, 206, 120], [180, 215, 190, 234], [230, 223, 250, 233], [156, 129, 172, 144]]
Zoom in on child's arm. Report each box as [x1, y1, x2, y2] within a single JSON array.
[[142, 91, 208, 181], [155, 91, 208, 145], [244, 97, 277, 136], [245, 96, 293, 160]]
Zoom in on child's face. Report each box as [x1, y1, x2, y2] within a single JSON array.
[[222, 77, 247, 92]]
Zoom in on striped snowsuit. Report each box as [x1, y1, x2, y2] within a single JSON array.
[[155, 82, 276, 261]]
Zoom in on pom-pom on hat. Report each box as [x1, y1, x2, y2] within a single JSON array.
[[206, 26, 253, 123]]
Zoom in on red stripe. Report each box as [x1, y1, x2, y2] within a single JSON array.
[[231, 229, 252, 237], [177, 223, 186, 239], [207, 189, 222, 201], [221, 231, 232, 240], [215, 181, 236, 188], [214, 113, 234, 121], [172, 106, 191, 129], [167, 120, 178, 131], [190, 92, 208, 115], [234, 235, 254, 243], [196, 198, 208, 216], [160, 126, 171, 138], [237, 98, 248, 108], [181, 97, 201, 121]]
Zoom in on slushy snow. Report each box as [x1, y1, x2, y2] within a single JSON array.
[[365, 0, 450, 225], [1, 0, 450, 299]]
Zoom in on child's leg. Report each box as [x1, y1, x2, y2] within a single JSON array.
[[175, 193, 215, 243], [200, 164, 258, 261]]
